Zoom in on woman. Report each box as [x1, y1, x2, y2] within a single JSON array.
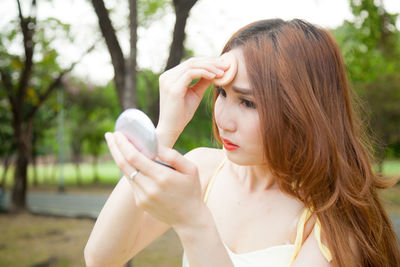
[[84, 19, 400, 267]]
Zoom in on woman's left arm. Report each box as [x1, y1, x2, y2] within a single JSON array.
[[111, 132, 234, 267]]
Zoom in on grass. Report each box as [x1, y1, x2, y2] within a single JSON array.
[[0, 187, 399, 267], [1, 160, 121, 188], [381, 159, 400, 177], [380, 185, 400, 215], [0, 159, 184, 266], [0, 213, 94, 267], [1, 158, 399, 186], [0, 213, 183, 267]]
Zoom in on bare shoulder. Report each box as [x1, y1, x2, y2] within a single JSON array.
[[184, 147, 225, 192], [291, 224, 333, 267], [293, 216, 360, 267]]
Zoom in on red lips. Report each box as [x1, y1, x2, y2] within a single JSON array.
[[221, 138, 239, 151]]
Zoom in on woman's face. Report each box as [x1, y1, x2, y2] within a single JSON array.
[[214, 48, 266, 166]]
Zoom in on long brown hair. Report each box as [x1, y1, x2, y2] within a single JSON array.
[[212, 19, 400, 266]]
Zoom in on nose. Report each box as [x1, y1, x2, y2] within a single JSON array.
[[214, 97, 237, 133]]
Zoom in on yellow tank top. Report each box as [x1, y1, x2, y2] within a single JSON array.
[[182, 157, 332, 267]]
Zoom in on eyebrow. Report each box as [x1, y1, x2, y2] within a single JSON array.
[[232, 86, 253, 96]]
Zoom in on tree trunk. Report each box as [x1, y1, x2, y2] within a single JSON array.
[[31, 137, 38, 186], [91, 0, 125, 105], [3, 0, 88, 211], [91, 0, 138, 110], [164, 0, 198, 71], [151, 0, 198, 124], [125, 0, 138, 110], [11, 119, 33, 211]]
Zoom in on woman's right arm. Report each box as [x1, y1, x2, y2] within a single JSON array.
[[84, 58, 228, 267], [84, 176, 170, 267]]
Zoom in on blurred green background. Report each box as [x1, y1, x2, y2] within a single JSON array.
[[1, 0, 400, 266]]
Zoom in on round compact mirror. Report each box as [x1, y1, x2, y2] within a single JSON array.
[[114, 109, 174, 169], [115, 109, 158, 160]]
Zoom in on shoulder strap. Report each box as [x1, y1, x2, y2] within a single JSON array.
[[202, 157, 227, 204], [288, 208, 332, 266], [314, 218, 333, 262], [290, 208, 313, 264]]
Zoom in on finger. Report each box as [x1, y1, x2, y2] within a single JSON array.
[[164, 58, 229, 86], [113, 131, 164, 177], [182, 57, 230, 73], [157, 146, 197, 175], [127, 170, 158, 198], [105, 132, 138, 177], [189, 78, 213, 99], [184, 59, 229, 77], [175, 69, 216, 94]]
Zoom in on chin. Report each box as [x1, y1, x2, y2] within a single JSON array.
[[224, 149, 265, 166]]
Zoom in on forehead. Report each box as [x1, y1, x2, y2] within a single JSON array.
[[228, 48, 251, 89]]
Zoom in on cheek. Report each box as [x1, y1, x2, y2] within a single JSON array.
[[246, 114, 262, 141], [213, 97, 223, 125]]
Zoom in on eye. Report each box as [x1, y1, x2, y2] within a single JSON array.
[[240, 98, 256, 109], [215, 86, 227, 98]]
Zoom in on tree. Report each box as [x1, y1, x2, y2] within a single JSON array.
[[30, 102, 59, 186], [0, 0, 92, 211], [0, 90, 14, 188], [90, 0, 199, 120], [64, 79, 118, 184], [334, 0, 400, 83], [333, 0, 400, 167], [91, 0, 138, 110], [164, 0, 198, 70], [358, 73, 400, 170]]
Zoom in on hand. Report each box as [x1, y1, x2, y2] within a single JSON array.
[[105, 131, 206, 229], [157, 57, 229, 141]]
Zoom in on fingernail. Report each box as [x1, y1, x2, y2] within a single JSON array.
[[105, 132, 111, 140]]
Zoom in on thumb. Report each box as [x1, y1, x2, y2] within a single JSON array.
[[157, 146, 197, 175]]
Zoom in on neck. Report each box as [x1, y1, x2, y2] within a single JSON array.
[[230, 161, 276, 192]]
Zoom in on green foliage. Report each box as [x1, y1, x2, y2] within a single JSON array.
[[137, 69, 160, 123], [174, 86, 218, 154], [0, 97, 14, 158], [334, 0, 400, 83], [386, 142, 400, 159], [137, 70, 217, 153], [349, 0, 398, 50], [0, 15, 72, 161], [0, 14, 72, 114], [64, 79, 119, 159], [32, 93, 59, 157], [333, 0, 400, 161], [100, 0, 170, 29], [183, 47, 195, 61], [139, 0, 170, 27], [357, 73, 400, 156], [0, 60, 12, 153]]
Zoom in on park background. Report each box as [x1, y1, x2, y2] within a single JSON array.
[[1, 0, 400, 266]]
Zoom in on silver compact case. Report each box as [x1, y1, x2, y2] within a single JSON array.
[[114, 108, 158, 160]]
